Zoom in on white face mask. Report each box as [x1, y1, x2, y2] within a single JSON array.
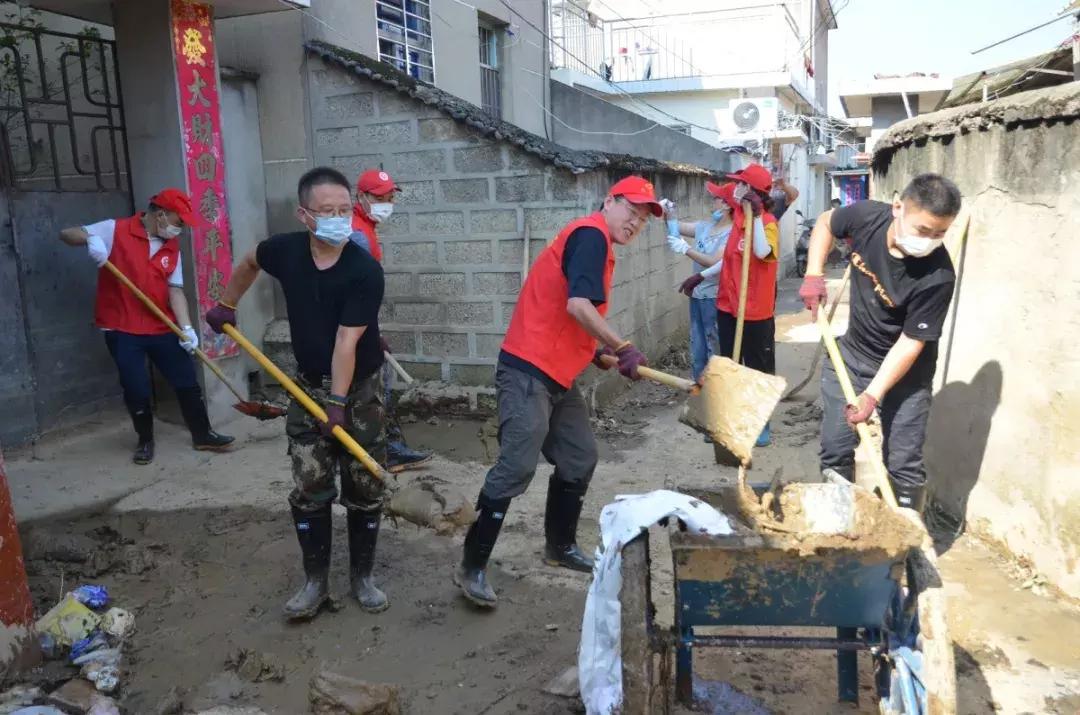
[[894, 207, 944, 258], [307, 213, 352, 246], [158, 213, 182, 239], [369, 202, 394, 223]]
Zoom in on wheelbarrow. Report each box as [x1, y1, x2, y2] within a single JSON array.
[[617, 480, 956, 714]]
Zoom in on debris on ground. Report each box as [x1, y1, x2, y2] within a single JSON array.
[[225, 648, 285, 683], [0, 685, 42, 711], [35, 594, 100, 647], [101, 607, 135, 639], [542, 666, 579, 698], [71, 585, 110, 610], [387, 479, 476, 534], [43, 678, 97, 712], [309, 669, 401, 715]]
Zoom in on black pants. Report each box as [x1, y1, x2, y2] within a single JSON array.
[[819, 343, 932, 488], [716, 310, 776, 375]]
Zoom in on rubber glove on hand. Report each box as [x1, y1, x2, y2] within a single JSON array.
[[591, 345, 617, 371], [679, 274, 705, 297], [320, 396, 347, 438], [205, 303, 237, 334], [845, 392, 878, 429], [615, 342, 648, 380], [667, 234, 691, 255], [744, 190, 764, 217], [178, 325, 199, 354], [798, 274, 828, 320]]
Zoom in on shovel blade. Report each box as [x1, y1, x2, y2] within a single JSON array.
[[232, 401, 287, 421], [679, 356, 786, 466]]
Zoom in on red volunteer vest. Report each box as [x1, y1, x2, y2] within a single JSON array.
[[94, 214, 180, 335], [501, 213, 615, 388], [352, 206, 383, 263], [716, 210, 779, 321]]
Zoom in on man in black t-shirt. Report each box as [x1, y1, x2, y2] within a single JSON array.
[[206, 167, 388, 621], [798, 173, 962, 513]]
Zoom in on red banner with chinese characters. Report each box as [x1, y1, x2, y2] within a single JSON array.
[[171, 0, 237, 358]]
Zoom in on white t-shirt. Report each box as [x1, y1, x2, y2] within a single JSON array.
[[84, 219, 184, 287]]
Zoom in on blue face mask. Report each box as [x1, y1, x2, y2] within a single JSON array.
[[308, 214, 352, 246], [712, 209, 728, 222]]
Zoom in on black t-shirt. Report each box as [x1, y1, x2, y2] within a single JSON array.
[[499, 226, 611, 391], [256, 232, 384, 383], [830, 201, 955, 382]]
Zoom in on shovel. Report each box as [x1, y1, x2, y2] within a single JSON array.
[[219, 323, 475, 533], [815, 311, 899, 510], [783, 264, 851, 401], [103, 261, 285, 420], [680, 201, 787, 466]]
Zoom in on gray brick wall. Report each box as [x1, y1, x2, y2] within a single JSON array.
[[304, 56, 709, 386]]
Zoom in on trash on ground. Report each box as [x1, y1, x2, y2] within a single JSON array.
[[226, 648, 285, 683], [308, 669, 401, 715], [86, 695, 121, 715], [70, 631, 109, 662], [72, 584, 110, 610], [101, 607, 135, 639], [44, 678, 98, 712], [0, 685, 43, 711], [542, 666, 580, 698], [11, 707, 66, 715], [35, 594, 101, 647]]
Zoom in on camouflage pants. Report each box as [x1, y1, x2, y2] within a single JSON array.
[[286, 372, 388, 512]]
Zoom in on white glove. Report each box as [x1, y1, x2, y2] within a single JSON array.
[[667, 234, 691, 255], [733, 182, 750, 202], [179, 325, 199, 354], [87, 235, 109, 267], [659, 198, 676, 218]]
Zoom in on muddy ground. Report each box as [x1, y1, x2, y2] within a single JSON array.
[[8, 283, 1080, 714]]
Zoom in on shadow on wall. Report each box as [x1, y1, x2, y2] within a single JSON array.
[[925, 360, 1003, 550]]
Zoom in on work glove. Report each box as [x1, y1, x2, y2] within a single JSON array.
[[667, 234, 691, 255], [178, 325, 199, 354], [592, 345, 616, 370], [320, 395, 347, 438], [86, 235, 109, 267], [845, 392, 878, 429], [678, 274, 705, 297], [659, 198, 676, 219], [379, 335, 391, 354], [798, 274, 828, 320], [744, 190, 764, 217], [615, 342, 648, 380], [205, 302, 237, 334]]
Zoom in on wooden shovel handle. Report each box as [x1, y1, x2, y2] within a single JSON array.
[[732, 200, 754, 363], [102, 260, 247, 405], [383, 351, 414, 384], [599, 354, 698, 392], [815, 311, 899, 510], [222, 323, 388, 482]]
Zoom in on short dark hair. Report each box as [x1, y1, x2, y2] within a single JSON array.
[[297, 167, 350, 206], [900, 173, 962, 217]]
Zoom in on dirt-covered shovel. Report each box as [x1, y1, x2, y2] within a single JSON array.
[[220, 323, 475, 534]]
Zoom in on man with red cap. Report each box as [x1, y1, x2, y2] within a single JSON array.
[[350, 169, 432, 473], [679, 163, 781, 446], [59, 188, 234, 464], [454, 175, 661, 609]]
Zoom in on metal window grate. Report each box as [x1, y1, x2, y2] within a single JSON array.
[[478, 25, 500, 118], [376, 0, 434, 84], [0, 22, 130, 192]]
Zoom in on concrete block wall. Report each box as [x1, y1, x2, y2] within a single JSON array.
[[298, 56, 710, 388]]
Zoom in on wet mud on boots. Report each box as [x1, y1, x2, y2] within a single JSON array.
[[455, 493, 510, 608], [543, 477, 594, 573], [347, 508, 389, 613], [284, 505, 332, 620]]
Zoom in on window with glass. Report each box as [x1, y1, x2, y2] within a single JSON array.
[[376, 0, 434, 84], [478, 24, 501, 118]]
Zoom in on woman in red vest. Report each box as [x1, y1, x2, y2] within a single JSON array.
[[59, 189, 234, 464], [680, 164, 781, 446], [349, 169, 432, 473], [455, 176, 662, 609]]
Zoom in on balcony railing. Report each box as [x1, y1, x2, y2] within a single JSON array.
[[550, 2, 812, 87]]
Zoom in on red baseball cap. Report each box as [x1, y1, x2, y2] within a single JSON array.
[[356, 169, 399, 197], [608, 175, 664, 217], [725, 163, 773, 193], [150, 188, 197, 226], [705, 181, 739, 210]]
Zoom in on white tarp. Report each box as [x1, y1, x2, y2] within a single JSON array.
[[577, 490, 733, 714]]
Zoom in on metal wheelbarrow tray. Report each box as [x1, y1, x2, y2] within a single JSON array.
[[619, 483, 956, 714]]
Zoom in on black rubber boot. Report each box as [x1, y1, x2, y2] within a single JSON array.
[[128, 400, 154, 465], [385, 421, 432, 473], [347, 509, 389, 613], [889, 477, 928, 514], [176, 386, 235, 452], [455, 493, 510, 609], [283, 505, 332, 620], [543, 477, 594, 573]]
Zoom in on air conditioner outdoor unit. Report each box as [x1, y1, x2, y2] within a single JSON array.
[[726, 98, 779, 136]]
